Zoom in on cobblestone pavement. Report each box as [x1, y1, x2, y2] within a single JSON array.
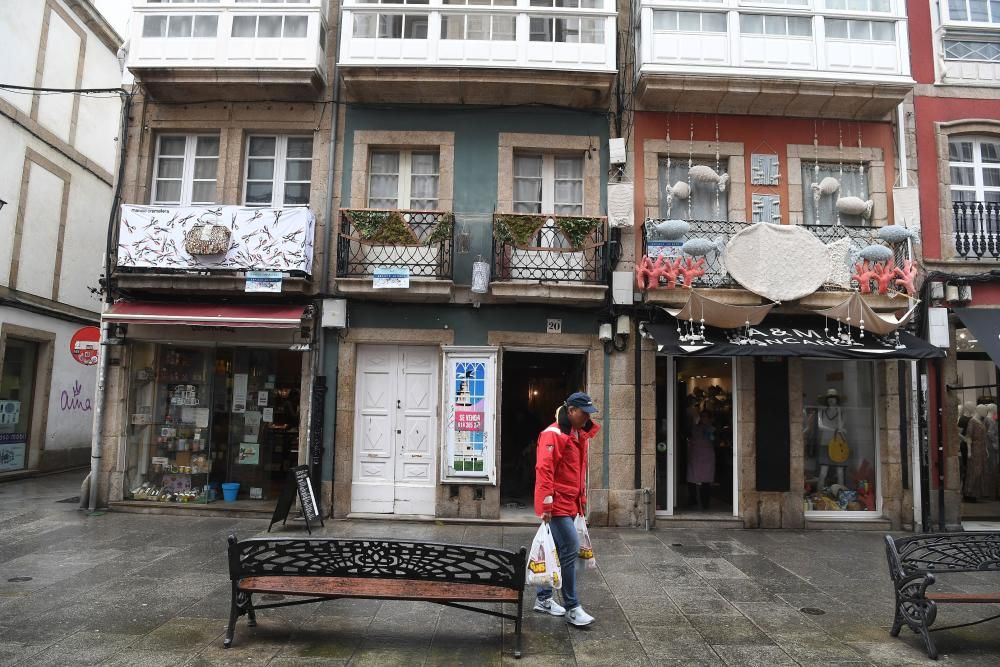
[[2, 472, 999, 666]]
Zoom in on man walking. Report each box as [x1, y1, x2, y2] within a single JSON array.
[[533, 392, 600, 627]]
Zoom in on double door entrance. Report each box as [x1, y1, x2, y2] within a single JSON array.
[[351, 345, 438, 515]]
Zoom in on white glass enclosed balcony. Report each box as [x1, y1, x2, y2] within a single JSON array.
[[637, 0, 913, 119], [126, 0, 328, 101], [338, 0, 617, 107]]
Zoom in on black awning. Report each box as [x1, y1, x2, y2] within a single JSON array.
[[956, 308, 1000, 369], [646, 315, 945, 360]]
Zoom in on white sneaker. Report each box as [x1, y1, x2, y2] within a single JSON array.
[[565, 606, 595, 627], [533, 598, 566, 616]]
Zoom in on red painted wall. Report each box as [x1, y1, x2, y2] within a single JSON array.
[[632, 112, 898, 260], [906, 0, 935, 85]]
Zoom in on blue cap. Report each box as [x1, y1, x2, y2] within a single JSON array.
[[566, 392, 598, 414]]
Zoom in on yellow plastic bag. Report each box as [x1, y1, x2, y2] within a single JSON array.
[[526, 522, 562, 589]]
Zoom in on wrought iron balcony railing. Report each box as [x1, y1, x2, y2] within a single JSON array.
[[643, 219, 907, 290], [337, 209, 454, 279], [953, 201, 1000, 260], [492, 214, 607, 284]]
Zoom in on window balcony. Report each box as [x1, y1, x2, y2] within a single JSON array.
[[490, 213, 608, 302], [637, 0, 913, 119], [641, 218, 910, 306], [336, 209, 456, 300], [952, 201, 1000, 260], [338, 0, 617, 107], [114, 204, 316, 293], [126, 0, 328, 101]]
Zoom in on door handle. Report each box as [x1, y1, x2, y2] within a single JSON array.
[[397, 399, 401, 409], [396, 429, 402, 434]]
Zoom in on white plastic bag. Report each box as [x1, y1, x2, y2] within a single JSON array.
[[575, 515, 597, 570], [526, 522, 562, 589]]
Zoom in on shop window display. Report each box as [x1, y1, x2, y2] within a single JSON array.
[[802, 361, 878, 513], [124, 343, 302, 504]]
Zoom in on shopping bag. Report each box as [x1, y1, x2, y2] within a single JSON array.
[[575, 515, 597, 570], [526, 522, 562, 589]]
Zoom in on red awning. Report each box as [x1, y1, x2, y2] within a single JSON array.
[[104, 303, 307, 328]]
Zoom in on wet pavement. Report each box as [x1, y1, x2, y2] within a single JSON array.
[[2, 472, 999, 666]]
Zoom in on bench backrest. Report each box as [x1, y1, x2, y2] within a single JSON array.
[[886, 532, 1000, 576], [227, 535, 527, 591]]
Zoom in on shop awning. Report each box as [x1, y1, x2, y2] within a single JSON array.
[[955, 308, 1000, 369], [103, 302, 308, 328], [646, 315, 944, 360]]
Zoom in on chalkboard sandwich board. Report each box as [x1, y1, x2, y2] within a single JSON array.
[[268, 465, 324, 534]]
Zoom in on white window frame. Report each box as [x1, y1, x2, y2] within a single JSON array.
[[366, 149, 440, 210], [949, 136, 1000, 203], [151, 134, 219, 206], [513, 153, 584, 215], [944, 0, 1000, 26], [242, 135, 313, 207]]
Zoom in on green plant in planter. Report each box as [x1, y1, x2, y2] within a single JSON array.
[[354, 210, 419, 245], [347, 209, 390, 238], [494, 214, 546, 246], [557, 217, 601, 250], [425, 213, 454, 246]]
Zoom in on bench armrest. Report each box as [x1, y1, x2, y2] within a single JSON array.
[[894, 571, 936, 602]]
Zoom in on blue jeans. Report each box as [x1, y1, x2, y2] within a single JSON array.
[[536, 515, 579, 610]]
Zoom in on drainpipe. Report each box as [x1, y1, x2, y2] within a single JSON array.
[[88, 90, 132, 512], [633, 314, 642, 503], [308, 4, 343, 502], [87, 321, 111, 512]]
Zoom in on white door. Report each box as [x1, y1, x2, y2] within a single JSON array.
[[352, 345, 438, 515]]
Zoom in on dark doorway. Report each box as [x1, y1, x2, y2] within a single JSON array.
[[661, 357, 734, 515], [500, 352, 586, 516]]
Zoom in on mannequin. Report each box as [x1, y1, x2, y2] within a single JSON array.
[[966, 405, 990, 500], [817, 388, 847, 487], [686, 409, 716, 510], [958, 401, 976, 496]]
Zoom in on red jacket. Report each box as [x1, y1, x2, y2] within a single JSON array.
[[534, 419, 600, 517]]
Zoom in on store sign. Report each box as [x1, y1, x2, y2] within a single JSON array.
[[373, 267, 410, 289], [442, 347, 497, 483], [69, 327, 101, 365], [245, 271, 283, 293], [646, 240, 683, 258]]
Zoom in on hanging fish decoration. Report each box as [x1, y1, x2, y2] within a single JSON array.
[[811, 176, 840, 208], [813, 176, 841, 196], [877, 224, 920, 244], [836, 196, 874, 219], [665, 180, 690, 204], [856, 244, 893, 263], [649, 219, 690, 240], [688, 165, 730, 192], [682, 237, 725, 257]]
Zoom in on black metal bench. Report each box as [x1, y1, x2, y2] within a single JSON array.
[[225, 534, 528, 657], [884, 533, 1000, 659]]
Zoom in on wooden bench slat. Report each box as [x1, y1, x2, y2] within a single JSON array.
[[240, 576, 520, 603], [925, 592, 1000, 604]]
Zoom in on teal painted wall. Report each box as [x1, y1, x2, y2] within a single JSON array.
[[336, 302, 600, 346], [341, 106, 610, 286]]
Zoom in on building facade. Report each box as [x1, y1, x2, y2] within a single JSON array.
[[627, 0, 934, 531], [0, 0, 122, 478], [906, 0, 1000, 531], [94, 0, 950, 531]]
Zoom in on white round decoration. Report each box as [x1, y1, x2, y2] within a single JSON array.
[[723, 224, 829, 301]]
